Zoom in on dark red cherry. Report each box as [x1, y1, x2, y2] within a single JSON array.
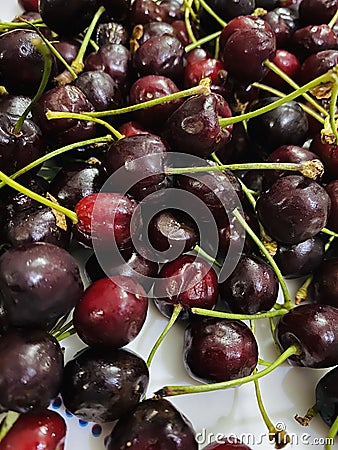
[[159, 0, 183, 23], [315, 365, 338, 427], [73, 276, 148, 348], [298, 0, 338, 25], [202, 438, 253, 450], [165, 93, 233, 159], [263, 7, 300, 49], [52, 38, 80, 74], [313, 258, 338, 308], [0, 328, 63, 413], [292, 25, 338, 58], [184, 316, 258, 383], [32, 85, 97, 148], [184, 57, 227, 92], [0, 242, 84, 329], [139, 22, 176, 45], [118, 121, 151, 137], [275, 303, 338, 368], [325, 180, 338, 232], [105, 398, 198, 450], [153, 254, 219, 319], [129, 75, 183, 129], [39, 0, 99, 36], [18, 0, 39, 11], [274, 236, 325, 279], [61, 347, 149, 423], [129, 0, 167, 25], [309, 133, 338, 180], [299, 49, 338, 84], [219, 254, 278, 314], [263, 49, 301, 89], [256, 175, 330, 244], [0, 410, 66, 450]]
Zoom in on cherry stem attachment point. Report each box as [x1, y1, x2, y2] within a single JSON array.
[[232, 208, 293, 310], [154, 344, 301, 397], [191, 307, 289, 321], [146, 304, 183, 367], [0, 169, 78, 224]]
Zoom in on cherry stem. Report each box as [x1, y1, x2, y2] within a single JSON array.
[[0, 411, 20, 441], [56, 328, 76, 341], [0, 22, 47, 31], [167, 160, 324, 180], [0, 169, 78, 224], [219, 68, 337, 128], [294, 404, 318, 426], [45, 111, 124, 140], [328, 8, 338, 28], [264, 60, 328, 117], [191, 307, 288, 320], [198, 0, 227, 27], [0, 135, 112, 190], [52, 320, 74, 338], [295, 275, 313, 305], [184, 0, 198, 44], [185, 30, 221, 53], [71, 6, 106, 75], [322, 227, 338, 238], [146, 304, 183, 367], [325, 415, 338, 450], [50, 314, 71, 335], [252, 81, 325, 124], [233, 208, 293, 310], [193, 244, 222, 268], [13, 37, 52, 134], [154, 344, 300, 397], [329, 79, 338, 144], [80, 80, 211, 118]]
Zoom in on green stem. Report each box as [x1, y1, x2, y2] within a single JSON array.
[[295, 275, 313, 305], [0, 22, 47, 31], [193, 244, 222, 268], [184, 0, 197, 44], [45, 111, 124, 139], [147, 304, 183, 367], [89, 39, 99, 52], [254, 378, 275, 433], [50, 314, 71, 335], [232, 209, 293, 309], [191, 307, 288, 320], [269, 316, 282, 356], [326, 415, 338, 450], [185, 30, 222, 53], [329, 79, 338, 144], [13, 38, 52, 134], [71, 6, 106, 74], [258, 358, 272, 367], [56, 328, 76, 341], [328, 8, 338, 28], [81, 81, 211, 118], [219, 68, 337, 128], [198, 0, 226, 27], [0, 135, 112, 189], [52, 320, 74, 338], [264, 60, 328, 117], [0, 170, 78, 224], [0, 411, 20, 441], [322, 227, 338, 238], [154, 344, 300, 397]]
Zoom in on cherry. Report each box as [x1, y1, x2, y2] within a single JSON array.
[[263, 7, 300, 49], [0, 95, 31, 117], [129, 0, 168, 25], [49, 160, 107, 210], [246, 97, 309, 155], [309, 133, 338, 180], [299, 49, 338, 84], [200, 0, 255, 33], [73, 192, 137, 249], [153, 254, 219, 319], [256, 175, 330, 244], [298, 0, 338, 25], [139, 22, 176, 45], [160, 0, 183, 23], [292, 24, 338, 58], [202, 438, 253, 450], [128, 75, 183, 129], [0, 242, 83, 329], [219, 254, 278, 314], [73, 276, 148, 348], [165, 93, 233, 159], [18, 0, 39, 11], [275, 303, 338, 368], [118, 120, 151, 137], [39, 0, 99, 36], [94, 22, 129, 47], [0, 328, 63, 414], [171, 20, 191, 46], [0, 410, 66, 450], [315, 365, 338, 427], [183, 316, 258, 383], [263, 49, 301, 90], [60, 346, 149, 423], [184, 57, 227, 93], [313, 258, 338, 308], [52, 38, 80, 74], [325, 180, 338, 231], [105, 398, 198, 450]]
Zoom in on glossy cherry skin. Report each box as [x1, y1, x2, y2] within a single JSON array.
[[18, 0, 39, 11], [274, 236, 324, 279], [105, 398, 198, 450], [104, 133, 168, 201], [0, 95, 31, 117], [0, 410, 66, 450], [298, 0, 338, 25], [219, 254, 278, 314], [39, 0, 98, 36], [118, 121, 151, 137], [0, 242, 83, 329], [73, 276, 148, 348], [263, 7, 300, 49], [202, 439, 253, 450], [292, 25, 338, 58], [184, 316, 258, 383], [313, 258, 338, 308], [73, 192, 137, 249], [325, 180, 338, 232], [275, 304, 338, 368], [139, 22, 176, 45], [129, 75, 183, 129], [315, 365, 338, 427], [153, 255, 219, 319], [0, 329, 63, 414], [299, 50, 338, 84], [33, 85, 97, 148], [49, 160, 107, 210], [60, 347, 149, 423], [256, 175, 330, 244], [263, 49, 301, 90], [165, 93, 233, 159], [129, 0, 168, 25], [247, 97, 309, 155]]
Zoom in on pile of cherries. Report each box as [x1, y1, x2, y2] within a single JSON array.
[[1, 0, 338, 448]]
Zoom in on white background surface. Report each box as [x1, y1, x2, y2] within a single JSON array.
[[1, 2, 337, 449]]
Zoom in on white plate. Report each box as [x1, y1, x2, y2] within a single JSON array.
[[0, 2, 336, 449]]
